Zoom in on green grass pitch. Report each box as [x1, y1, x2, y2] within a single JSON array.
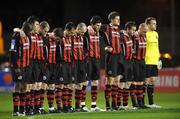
[[0, 92, 180, 119]]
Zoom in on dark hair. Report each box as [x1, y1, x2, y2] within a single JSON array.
[[40, 21, 50, 29], [90, 16, 102, 25], [108, 11, 120, 21], [65, 22, 75, 31], [22, 22, 33, 35], [145, 17, 156, 24], [26, 16, 39, 25], [125, 21, 136, 30], [53, 27, 64, 38]]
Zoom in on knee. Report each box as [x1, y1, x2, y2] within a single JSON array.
[[106, 76, 114, 85], [41, 83, 47, 90], [124, 82, 131, 89], [35, 83, 42, 90], [48, 84, 55, 90], [92, 80, 98, 86], [145, 77, 156, 85], [75, 83, 82, 90], [118, 82, 125, 89]]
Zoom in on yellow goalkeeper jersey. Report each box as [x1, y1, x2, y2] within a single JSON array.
[[145, 30, 160, 65]]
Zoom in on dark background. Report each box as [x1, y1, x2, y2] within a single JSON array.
[[0, 0, 180, 66]]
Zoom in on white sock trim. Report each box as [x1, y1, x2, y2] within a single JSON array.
[[81, 102, 86, 106], [91, 102, 96, 105]]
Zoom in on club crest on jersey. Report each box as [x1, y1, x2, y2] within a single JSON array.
[[10, 39, 16, 50], [108, 70, 112, 75]]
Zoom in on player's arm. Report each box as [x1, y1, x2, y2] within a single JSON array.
[[83, 33, 90, 56], [43, 35, 50, 63], [56, 39, 60, 63], [100, 25, 113, 53], [58, 38, 63, 62], [120, 33, 126, 57], [9, 32, 20, 69], [13, 28, 26, 37]]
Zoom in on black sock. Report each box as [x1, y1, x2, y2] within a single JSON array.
[[91, 86, 98, 108], [147, 85, 154, 105]]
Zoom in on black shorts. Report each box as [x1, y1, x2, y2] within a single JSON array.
[[11, 67, 30, 83], [27, 61, 35, 84], [133, 60, 146, 82], [146, 65, 158, 78], [87, 58, 100, 81], [121, 59, 133, 82], [32, 60, 48, 83], [11, 69, 19, 82], [72, 60, 87, 84], [61, 62, 72, 84], [54, 63, 63, 85], [105, 54, 124, 77], [46, 63, 58, 84]]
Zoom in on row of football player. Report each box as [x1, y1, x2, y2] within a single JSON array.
[[10, 11, 161, 116]]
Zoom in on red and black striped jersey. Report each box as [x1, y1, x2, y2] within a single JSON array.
[[104, 24, 121, 55], [61, 37, 72, 63], [72, 35, 84, 61], [133, 35, 146, 60], [33, 34, 45, 61], [47, 37, 57, 64], [29, 33, 38, 59], [87, 32, 100, 59], [121, 31, 133, 60], [9, 32, 30, 68]]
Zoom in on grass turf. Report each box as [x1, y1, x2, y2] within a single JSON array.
[[0, 92, 180, 119]]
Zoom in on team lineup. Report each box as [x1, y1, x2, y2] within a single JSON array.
[[9, 11, 161, 116]]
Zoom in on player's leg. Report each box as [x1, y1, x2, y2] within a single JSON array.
[[116, 74, 123, 109], [19, 81, 26, 115], [145, 65, 161, 108], [54, 63, 63, 112], [12, 82, 20, 116], [75, 83, 82, 111], [90, 60, 100, 111], [11, 69, 21, 116]]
